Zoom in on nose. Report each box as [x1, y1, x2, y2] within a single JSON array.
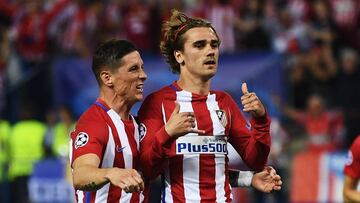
[[139, 69, 147, 80], [206, 44, 216, 57]]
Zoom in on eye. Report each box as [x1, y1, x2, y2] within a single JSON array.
[[193, 41, 206, 49], [129, 65, 138, 72], [210, 40, 220, 48]]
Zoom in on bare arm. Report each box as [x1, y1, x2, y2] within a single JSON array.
[[72, 153, 144, 192], [343, 175, 360, 203]]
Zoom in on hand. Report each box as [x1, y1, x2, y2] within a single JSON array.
[[165, 102, 205, 138], [251, 166, 282, 193], [107, 168, 144, 193], [240, 82, 266, 118]]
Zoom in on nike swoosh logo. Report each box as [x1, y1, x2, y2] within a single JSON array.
[[116, 146, 126, 152], [246, 122, 251, 130]]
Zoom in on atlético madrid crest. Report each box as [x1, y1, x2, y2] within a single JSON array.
[[216, 110, 227, 128], [139, 123, 147, 142]]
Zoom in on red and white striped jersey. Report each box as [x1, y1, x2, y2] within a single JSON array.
[[138, 82, 271, 202], [344, 135, 360, 179], [70, 99, 144, 203]]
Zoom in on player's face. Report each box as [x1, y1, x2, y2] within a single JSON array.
[[112, 51, 147, 104], [179, 27, 220, 80]]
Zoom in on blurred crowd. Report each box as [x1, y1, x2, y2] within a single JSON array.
[[0, 0, 360, 202]]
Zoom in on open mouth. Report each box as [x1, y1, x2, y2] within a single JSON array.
[[204, 59, 216, 65], [136, 84, 144, 93]]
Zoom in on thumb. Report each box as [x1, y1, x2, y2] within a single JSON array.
[[171, 102, 180, 116], [265, 166, 275, 176], [242, 82, 249, 95]]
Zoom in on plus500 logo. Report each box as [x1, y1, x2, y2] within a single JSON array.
[[177, 142, 227, 154]]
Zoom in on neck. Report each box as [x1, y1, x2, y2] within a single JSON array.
[[99, 89, 132, 120], [177, 74, 211, 95]]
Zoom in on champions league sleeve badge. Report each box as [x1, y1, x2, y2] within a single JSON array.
[[74, 132, 89, 149]]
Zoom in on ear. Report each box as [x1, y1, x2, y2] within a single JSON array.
[[174, 50, 184, 65], [100, 70, 112, 87]]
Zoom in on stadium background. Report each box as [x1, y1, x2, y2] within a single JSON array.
[[0, 0, 359, 202]]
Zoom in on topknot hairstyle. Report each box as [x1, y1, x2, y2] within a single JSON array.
[[160, 10, 220, 74]]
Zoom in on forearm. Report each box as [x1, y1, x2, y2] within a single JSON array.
[[344, 190, 360, 203], [72, 165, 112, 191], [343, 175, 360, 203], [140, 127, 172, 179]]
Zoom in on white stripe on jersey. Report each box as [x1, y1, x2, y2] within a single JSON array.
[[161, 103, 167, 124], [176, 90, 201, 203], [108, 110, 133, 202], [69, 139, 73, 167], [95, 126, 115, 202], [76, 190, 84, 203], [131, 116, 144, 202], [132, 116, 140, 151], [206, 93, 228, 202], [164, 168, 173, 203]]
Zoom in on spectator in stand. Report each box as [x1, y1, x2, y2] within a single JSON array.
[[12, 0, 71, 62], [60, 0, 103, 58], [287, 0, 310, 23], [287, 41, 337, 108], [103, 0, 126, 40], [265, 6, 308, 54], [329, 0, 360, 51], [9, 0, 71, 120], [308, 0, 337, 51], [334, 48, 360, 148], [234, 0, 271, 51], [122, 0, 152, 52], [283, 94, 343, 152], [0, 24, 10, 113], [206, 0, 236, 53]]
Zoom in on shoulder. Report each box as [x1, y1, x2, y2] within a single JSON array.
[[211, 90, 233, 98], [351, 136, 360, 151], [78, 105, 105, 123], [73, 104, 109, 137], [211, 90, 236, 105], [142, 85, 175, 106]]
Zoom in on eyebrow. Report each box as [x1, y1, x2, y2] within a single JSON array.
[[192, 39, 219, 44]]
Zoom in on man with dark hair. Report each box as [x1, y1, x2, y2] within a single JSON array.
[[70, 39, 146, 202], [138, 10, 274, 202]]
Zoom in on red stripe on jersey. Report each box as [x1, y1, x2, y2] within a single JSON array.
[[216, 93, 232, 202], [165, 96, 186, 202], [191, 93, 217, 202], [169, 156, 185, 202]]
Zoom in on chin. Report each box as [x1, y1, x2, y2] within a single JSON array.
[[136, 95, 144, 101]]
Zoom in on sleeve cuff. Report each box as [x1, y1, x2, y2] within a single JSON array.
[[155, 127, 174, 147], [238, 171, 254, 187], [251, 112, 270, 125]]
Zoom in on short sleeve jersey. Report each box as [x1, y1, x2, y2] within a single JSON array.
[[70, 99, 143, 203], [344, 135, 360, 179]]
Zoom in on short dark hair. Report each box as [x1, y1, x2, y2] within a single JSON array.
[[160, 10, 220, 74], [92, 39, 138, 85]]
